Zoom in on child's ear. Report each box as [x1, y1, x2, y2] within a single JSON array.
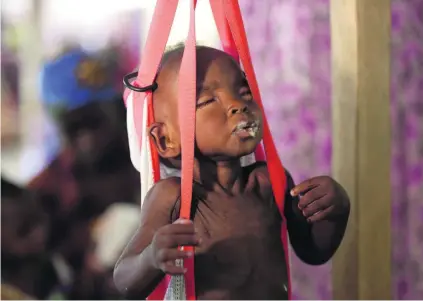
[[149, 122, 181, 159]]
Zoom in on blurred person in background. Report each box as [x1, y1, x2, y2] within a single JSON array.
[[1, 39, 20, 146], [25, 46, 140, 299], [1, 178, 120, 300], [40, 198, 121, 300], [1, 80, 20, 145], [28, 47, 139, 216], [1, 178, 49, 300]]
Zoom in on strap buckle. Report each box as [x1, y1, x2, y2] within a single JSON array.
[[123, 71, 158, 92]]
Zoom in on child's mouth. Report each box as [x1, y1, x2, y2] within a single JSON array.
[[232, 121, 260, 138]]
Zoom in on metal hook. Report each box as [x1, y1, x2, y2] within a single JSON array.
[[123, 71, 158, 92]]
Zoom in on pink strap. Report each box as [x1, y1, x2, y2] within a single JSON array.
[[176, 0, 197, 298], [178, 0, 196, 221], [132, 0, 179, 147], [137, 2, 183, 300]]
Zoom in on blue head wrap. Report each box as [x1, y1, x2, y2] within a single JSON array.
[[39, 49, 118, 119]]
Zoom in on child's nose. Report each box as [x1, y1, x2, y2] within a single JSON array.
[[228, 103, 249, 116]]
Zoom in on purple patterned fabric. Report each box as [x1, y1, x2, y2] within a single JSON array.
[[240, 0, 423, 299], [391, 0, 423, 299]]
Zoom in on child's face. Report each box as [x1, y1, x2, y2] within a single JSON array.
[[1, 196, 49, 258], [151, 47, 263, 161]]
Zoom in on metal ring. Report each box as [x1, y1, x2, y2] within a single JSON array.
[[123, 71, 158, 92]]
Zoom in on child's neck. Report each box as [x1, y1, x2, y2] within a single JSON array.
[[194, 158, 244, 195]]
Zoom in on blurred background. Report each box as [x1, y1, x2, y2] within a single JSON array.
[[1, 0, 422, 299]]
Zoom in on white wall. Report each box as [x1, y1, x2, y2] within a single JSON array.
[[140, 0, 220, 48]]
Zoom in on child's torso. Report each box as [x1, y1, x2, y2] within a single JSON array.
[[171, 166, 289, 300]]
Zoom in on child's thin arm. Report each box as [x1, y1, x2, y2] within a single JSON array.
[[284, 171, 349, 265], [113, 178, 181, 299]]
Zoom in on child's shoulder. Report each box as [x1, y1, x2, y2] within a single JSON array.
[[142, 177, 181, 213], [152, 176, 181, 189], [147, 176, 181, 199]]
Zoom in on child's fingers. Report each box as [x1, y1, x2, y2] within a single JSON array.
[[157, 248, 193, 264], [297, 186, 327, 210], [174, 218, 193, 225], [165, 234, 200, 248], [301, 196, 331, 218], [306, 205, 335, 223], [161, 261, 187, 275], [161, 223, 195, 235], [290, 177, 320, 197]]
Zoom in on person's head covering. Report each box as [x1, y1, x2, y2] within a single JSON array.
[[39, 48, 118, 120]]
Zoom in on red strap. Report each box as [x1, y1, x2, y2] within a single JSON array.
[[147, 92, 161, 183], [211, 0, 287, 212], [209, 0, 239, 61], [223, 0, 287, 215], [222, 1, 291, 298], [209, 0, 266, 162]]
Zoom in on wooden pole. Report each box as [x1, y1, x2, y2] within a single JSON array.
[[330, 0, 392, 299]]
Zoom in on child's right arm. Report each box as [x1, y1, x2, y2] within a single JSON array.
[[113, 177, 199, 299]]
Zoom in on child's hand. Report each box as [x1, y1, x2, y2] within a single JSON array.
[[290, 176, 350, 223], [150, 219, 199, 275]]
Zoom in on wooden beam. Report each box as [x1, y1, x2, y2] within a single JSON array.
[[330, 0, 392, 299]]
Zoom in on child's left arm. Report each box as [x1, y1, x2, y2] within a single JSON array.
[[284, 171, 350, 265]]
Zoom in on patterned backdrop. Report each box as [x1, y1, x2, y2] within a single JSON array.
[[240, 0, 423, 299], [391, 0, 423, 299]]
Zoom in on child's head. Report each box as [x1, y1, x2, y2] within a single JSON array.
[[149, 45, 263, 165], [1, 178, 49, 261]]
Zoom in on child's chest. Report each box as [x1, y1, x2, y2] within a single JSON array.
[[189, 192, 288, 299], [193, 192, 281, 241]]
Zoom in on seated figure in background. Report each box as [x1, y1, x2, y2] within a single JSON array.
[[41, 197, 121, 300], [28, 47, 140, 217], [25, 46, 141, 299], [1, 178, 124, 300], [1, 178, 49, 300]]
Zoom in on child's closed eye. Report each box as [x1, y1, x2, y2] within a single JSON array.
[[240, 87, 253, 100], [196, 97, 216, 109]]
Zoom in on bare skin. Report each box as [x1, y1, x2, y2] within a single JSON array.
[[114, 47, 350, 300]]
